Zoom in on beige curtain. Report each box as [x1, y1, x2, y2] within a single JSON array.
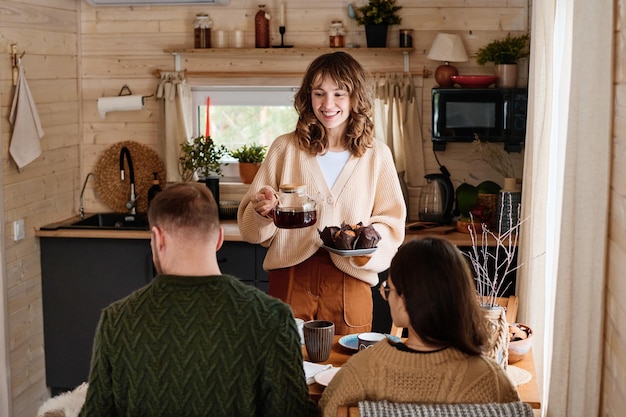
[[519, 0, 611, 415], [156, 71, 193, 183], [373, 72, 427, 188]]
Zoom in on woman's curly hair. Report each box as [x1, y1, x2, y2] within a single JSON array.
[[293, 52, 375, 157]]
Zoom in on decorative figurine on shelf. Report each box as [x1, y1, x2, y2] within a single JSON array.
[[272, 2, 293, 48]]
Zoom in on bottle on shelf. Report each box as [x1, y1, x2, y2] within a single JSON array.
[[194, 13, 212, 48], [255, 5, 270, 48], [329, 20, 346, 48], [148, 172, 162, 206]]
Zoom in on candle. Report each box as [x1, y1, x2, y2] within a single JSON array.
[[280, 2, 285, 27]]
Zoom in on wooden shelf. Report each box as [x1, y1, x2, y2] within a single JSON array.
[[160, 47, 420, 77], [164, 47, 414, 55]]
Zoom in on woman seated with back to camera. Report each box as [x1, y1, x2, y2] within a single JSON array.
[[319, 237, 520, 416]]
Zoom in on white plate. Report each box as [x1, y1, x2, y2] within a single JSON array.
[[322, 245, 378, 256], [338, 333, 401, 351], [314, 367, 341, 386]]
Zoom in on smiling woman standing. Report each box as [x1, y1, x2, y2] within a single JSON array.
[[238, 52, 406, 335]]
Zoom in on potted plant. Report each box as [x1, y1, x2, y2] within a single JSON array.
[[473, 33, 530, 87], [229, 144, 267, 184], [355, 0, 402, 48], [179, 135, 228, 202]]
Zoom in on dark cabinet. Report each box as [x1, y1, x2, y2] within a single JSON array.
[[40, 237, 268, 394], [40, 237, 154, 394], [217, 241, 268, 292]]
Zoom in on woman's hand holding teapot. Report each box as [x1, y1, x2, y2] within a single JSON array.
[[254, 186, 277, 218]]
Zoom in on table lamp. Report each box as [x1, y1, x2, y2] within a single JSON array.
[[427, 33, 469, 87]]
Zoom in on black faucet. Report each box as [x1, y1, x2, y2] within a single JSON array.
[[119, 146, 137, 214]]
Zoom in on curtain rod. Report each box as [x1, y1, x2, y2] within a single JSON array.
[[153, 68, 431, 78]]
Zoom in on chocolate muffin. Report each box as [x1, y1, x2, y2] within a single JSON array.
[[354, 224, 381, 249], [333, 228, 357, 250], [318, 226, 340, 247]]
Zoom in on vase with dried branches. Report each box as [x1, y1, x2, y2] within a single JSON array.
[[465, 198, 525, 369]]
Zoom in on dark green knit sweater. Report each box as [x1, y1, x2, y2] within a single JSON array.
[[78, 274, 318, 417]]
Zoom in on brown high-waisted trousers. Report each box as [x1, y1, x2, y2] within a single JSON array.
[[268, 250, 372, 335]]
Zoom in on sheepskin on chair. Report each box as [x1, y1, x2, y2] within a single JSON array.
[[37, 383, 88, 417]]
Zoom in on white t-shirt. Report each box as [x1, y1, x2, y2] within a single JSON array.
[[317, 150, 351, 188]]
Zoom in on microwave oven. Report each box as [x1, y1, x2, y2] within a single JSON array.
[[431, 87, 528, 152]]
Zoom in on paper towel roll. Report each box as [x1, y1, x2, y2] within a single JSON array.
[[98, 95, 145, 119]]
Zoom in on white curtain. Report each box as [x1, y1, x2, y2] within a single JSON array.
[[519, 0, 611, 416], [373, 72, 427, 189], [156, 71, 193, 183]]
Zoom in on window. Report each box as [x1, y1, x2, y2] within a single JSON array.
[[191, 86, 299, 151], [191, 86, 299, 181]]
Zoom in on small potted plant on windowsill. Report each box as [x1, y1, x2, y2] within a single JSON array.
[[355, 0, 402, 48], [473, 33, 530, 87], [179, 135, 228, 201], [229, 144, 267, 184]]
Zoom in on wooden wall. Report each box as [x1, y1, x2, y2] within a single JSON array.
[[0, 0, 80, 416], [0, 1, 532, 416], [603, 0, 626, 413], [79, 0, 529, 216]]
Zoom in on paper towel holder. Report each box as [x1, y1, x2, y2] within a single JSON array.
[[118, 84, 153, 100], [118, 84, 133, 96]]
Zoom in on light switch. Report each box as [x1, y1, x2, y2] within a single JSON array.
[[13, 219, 25, 241]]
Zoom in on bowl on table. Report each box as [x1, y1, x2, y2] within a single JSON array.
[[508, 323, 533, 364]]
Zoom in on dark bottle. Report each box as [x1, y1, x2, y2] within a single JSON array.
[[148, 172, 162, 206], [255, 5, 270, 48]]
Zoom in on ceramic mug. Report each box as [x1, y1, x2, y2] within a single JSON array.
[[357, 332, 386, 350], [303, 320, 334, 362]]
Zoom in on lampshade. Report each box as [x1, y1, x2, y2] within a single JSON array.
[[427, 33, 469, 62], [427, 33, 469, 88]]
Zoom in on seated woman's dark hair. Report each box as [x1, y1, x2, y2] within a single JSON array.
[[389, 237, 489, 355]]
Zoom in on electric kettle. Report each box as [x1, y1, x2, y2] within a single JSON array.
[[418, 166, 454, 224]]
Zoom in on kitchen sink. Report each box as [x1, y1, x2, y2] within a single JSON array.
[[45, 213, 150, 231]]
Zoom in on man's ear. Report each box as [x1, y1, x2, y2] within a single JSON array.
[[151, 225, 165, 251], [215, 226, 224, 252]]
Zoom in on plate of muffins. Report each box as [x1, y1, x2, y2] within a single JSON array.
[[318, 222, 380, 257]]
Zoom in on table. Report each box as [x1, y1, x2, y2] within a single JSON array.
[[303, 336, 541, 410]]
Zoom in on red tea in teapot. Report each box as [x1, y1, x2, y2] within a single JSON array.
[[273, 208, 317, 229]]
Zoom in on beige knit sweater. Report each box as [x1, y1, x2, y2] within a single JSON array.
[[319, 339, 521, 417], [237, 133, 406, 286]]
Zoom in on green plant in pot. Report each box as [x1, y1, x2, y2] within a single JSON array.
[[355, 0, 402, 48], [473, 33, 530, 87], [179, 135, 228, 181], [229, 144, 267, 184]]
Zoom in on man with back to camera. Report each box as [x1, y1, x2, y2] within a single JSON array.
[[78, 182, 318, 417]]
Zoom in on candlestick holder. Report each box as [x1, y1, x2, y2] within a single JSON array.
[[272, 26, 293, 48]]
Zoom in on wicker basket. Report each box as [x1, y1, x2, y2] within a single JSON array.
[[94, 141, 166, 213]]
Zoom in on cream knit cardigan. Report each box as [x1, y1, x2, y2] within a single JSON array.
[[237, 133, 406, 286]]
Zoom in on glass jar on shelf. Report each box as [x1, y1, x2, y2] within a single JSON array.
[[193, 13, 212, 48], [329, 20, 346, 48]]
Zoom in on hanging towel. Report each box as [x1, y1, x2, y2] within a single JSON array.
[[9, 59, 44, 170]]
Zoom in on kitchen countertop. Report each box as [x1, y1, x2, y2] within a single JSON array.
[[36, 216, 506, 247]]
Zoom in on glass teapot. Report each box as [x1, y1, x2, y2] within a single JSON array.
[[273, 184, 317, 229]]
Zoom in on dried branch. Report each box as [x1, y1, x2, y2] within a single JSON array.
[[467, 135, 516, 178], [465, 196, 525, 308]]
